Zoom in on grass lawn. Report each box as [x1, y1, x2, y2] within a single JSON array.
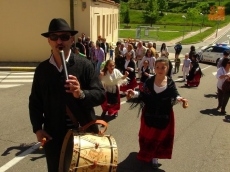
[[119, 29, 183, 41], [119, 8, 230, 44]]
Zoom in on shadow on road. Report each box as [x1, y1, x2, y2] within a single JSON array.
[[204, 93, 218, 99], [117, 152, 165, 172], [1, 142, 45, 161], [200, 108, 226, 116]]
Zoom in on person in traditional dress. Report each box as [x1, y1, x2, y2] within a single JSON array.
[[185, 54, 203, 87], [139, 48, 156, 74], [139, 60, 152, 91], [120, 51, 138, 94], [126, 58, 188, 169], [100, 60, 129, 118], [135, 41, 147, 78]]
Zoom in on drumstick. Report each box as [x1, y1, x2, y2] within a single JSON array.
[[39, 138, 47, 150]]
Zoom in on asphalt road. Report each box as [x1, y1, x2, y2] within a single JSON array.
[[0, 60, 230, 172]]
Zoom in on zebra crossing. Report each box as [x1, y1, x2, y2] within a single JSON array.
[[0, 71, 34, 88]]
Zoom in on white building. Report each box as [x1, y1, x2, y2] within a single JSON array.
[[0, 0, 119, 62]]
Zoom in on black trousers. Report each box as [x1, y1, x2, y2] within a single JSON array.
[[217, 87, 230, 110], [44, 138, 63, 172]]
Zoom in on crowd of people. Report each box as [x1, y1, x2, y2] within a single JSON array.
[[28, 18, 229, 172]]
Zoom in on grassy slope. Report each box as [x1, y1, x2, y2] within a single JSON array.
[[119, 4, 230, 43]]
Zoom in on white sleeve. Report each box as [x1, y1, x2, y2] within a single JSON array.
[[133, 91, 140, 98], [216, 67, 224, 79]]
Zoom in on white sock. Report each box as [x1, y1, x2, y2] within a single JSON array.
[[152, 158, 158, 164]]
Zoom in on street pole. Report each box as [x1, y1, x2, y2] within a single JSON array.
[[200, 13, 203, 33], [215, 0, 221, 38], [182, 15, 186, 41]]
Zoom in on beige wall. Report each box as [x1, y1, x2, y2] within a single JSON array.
[[0, 0, 70, 62], [74, 0, 119, 45], [0, 0, 119, 62]]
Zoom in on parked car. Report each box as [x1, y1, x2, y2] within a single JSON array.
[[197, 43, 230, 65]]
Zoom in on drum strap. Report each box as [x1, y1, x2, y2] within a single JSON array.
[[66, 106, 79, 127]]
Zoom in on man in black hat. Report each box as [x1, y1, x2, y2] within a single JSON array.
[[29, 18, 105, 172]]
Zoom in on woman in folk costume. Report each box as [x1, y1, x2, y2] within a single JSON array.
[[139, 60, 152, 91], [126, 58, 188, 169], [139, 48, 156, 74], [100, 60, 129, 118], [135, 41, 147, 78], [185, 54, 203, 87], [120, 51, 138, 94]]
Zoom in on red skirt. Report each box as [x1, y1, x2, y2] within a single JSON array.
[[101, 86, 120, 116], [138, 82, 144, 92], [187, 72, 201, 87], [120, 78, 138, 92], [137, 110, 175, 162]]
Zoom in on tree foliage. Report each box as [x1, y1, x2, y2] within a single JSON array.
[[157, 0, 168, 13], [143, 0, 159, 26], [123, 8, 130, 25]]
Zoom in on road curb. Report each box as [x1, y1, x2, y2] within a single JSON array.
[[0, 67, 36, 72]]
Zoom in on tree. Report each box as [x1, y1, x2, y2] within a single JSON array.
[[187, 7, 200, 31], [123, 8, 130, 26], [143, 0, 159, 26], [157, 0, 168, 14]]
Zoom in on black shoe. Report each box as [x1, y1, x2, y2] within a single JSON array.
[[221, 110, 226, 114], [216, 106, 221, 110], [101, 111, 106, 119], [152, 163, 159, 169], [114, 112, 118, 117]]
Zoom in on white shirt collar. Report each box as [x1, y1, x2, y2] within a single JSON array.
[[49, 50, 71, 72]]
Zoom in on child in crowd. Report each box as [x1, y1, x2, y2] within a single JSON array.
[[100, 60, 129, 119], [174, 55, 181, 74], [126, 58, 188, 170], [109, 45, 114, 60], [182, 53, 191, 81], [139, 60, 152, 91]]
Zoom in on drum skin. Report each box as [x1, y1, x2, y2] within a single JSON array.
[[59, 130, 118, 172]]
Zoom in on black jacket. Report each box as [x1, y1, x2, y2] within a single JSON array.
[[100, 42, 109, 54], [29, 53, 106, 139], [123, 59, 136, 80]]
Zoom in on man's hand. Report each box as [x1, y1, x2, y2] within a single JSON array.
[[35, 130, 52, 143], [65, 75, 81, 98]]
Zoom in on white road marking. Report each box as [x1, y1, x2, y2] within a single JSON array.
[[0, 143, 41, 172], [0, 76, 33, 79], [0, 84, 23, 88], [0, 72, 34, 88], [0, 64, 214, 171], [1, 79, 33, 82]]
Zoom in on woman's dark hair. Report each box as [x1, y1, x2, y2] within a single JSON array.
[[145, 48, 153, 57], [221, 58, 230, 68], [160, 43, 166, 52], [155, 57, 169, 68], [190, 45, 195, 51], [116, 41, 121, 46]]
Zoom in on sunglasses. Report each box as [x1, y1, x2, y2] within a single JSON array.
[[49, 34, 71, 41]]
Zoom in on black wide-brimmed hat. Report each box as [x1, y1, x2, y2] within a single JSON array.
[[41, 18, 78, 37]]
